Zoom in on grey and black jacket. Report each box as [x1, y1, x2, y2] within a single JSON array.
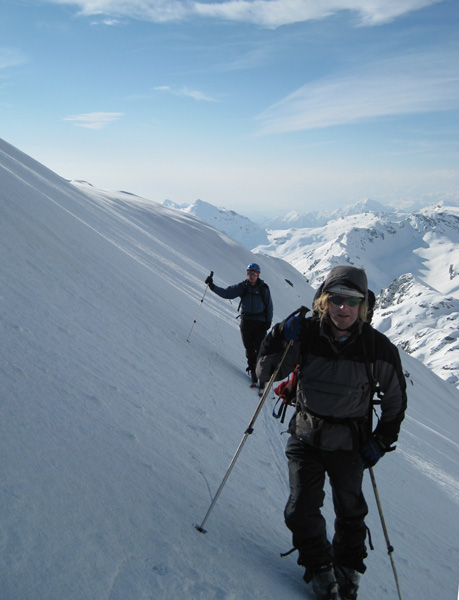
[[256, 315, 407, 451], [211, 279, 273, 324]]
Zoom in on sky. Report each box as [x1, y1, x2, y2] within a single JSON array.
[[1, 0, 459, 217], [1, 137, 459, 599]]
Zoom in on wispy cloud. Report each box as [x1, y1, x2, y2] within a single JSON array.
[[52, 0, 189, 22], [256, 48, 459, 134], [154, 85, 217, 102], [49, 0, 441, 28], [0, 47, 27, 69], [89, 18, 124, 26], [63, 112, 123, 129], [216, 46, 272, 72], [193, 0, 441, 27]]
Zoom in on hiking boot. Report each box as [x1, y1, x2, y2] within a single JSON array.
[[336, 566, 360, 600], [311, 564, 339, 600]]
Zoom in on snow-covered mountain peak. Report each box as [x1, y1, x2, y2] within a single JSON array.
[[261, 198, 399, 230], [330, 197, 396, 218], [374, 273, 459, 386], [163, 197, 269, 248]]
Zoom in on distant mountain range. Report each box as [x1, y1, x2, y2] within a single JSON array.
[[165, 197, 402, 237], [165, 197, 459, 390], [259, 198, 399, 229]]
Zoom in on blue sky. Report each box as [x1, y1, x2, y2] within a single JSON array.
[[1, 0, 459, 217]]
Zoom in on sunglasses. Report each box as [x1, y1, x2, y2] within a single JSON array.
[[329, 295, 362, 307], [247, 271, 259, 276]]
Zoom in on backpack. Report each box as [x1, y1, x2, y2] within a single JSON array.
[[272, 298, 380, 426], [237, 280, 269, 318]]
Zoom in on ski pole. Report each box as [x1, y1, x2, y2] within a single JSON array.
[[195, 338, 294, 534], [369, 467, 404, 600], [194, 306, 308, 534], [187, 271, 213, 343]]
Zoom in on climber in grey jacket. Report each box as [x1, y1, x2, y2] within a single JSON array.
[[256, 265, 407, 600]]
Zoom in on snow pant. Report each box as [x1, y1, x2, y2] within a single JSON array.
[[239, 319, 267, 374], [284, 435, 368, 580]]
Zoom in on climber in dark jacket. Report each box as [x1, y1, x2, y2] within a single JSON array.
[[205, 263, 273, 386], [256, 265, 407, 600]]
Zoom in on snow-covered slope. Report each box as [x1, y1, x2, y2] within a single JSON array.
[[1, 138, 458, 600]]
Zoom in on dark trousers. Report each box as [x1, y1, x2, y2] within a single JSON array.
[[240, 319, 267, 373], [284, 435, 368, 576]]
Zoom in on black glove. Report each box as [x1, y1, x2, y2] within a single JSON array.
[[283, 316, 302, 341], [361, 436, 385, 468], [205, 274, 213, 286], [265, 322, 272, 332]]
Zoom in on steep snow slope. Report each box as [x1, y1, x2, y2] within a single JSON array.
[[1, 138, 458, 600]]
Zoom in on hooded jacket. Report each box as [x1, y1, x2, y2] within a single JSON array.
[[256, 267, 407, 451], [314, 265, 368, 303]]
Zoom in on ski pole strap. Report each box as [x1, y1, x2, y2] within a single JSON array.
[[366, 524, 374, 551], [272, 397, 289, 423], [280, 547, 296, 558], [272, 397, 284, 419]]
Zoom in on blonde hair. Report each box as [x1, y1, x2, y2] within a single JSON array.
[[313, 292, 368, 323]]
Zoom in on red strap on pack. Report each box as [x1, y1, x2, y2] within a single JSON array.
[[273, 365, 300, 422], [274, 364, 299, 405]]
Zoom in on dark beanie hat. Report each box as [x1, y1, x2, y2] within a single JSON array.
[[322, 266, 368, 298]]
